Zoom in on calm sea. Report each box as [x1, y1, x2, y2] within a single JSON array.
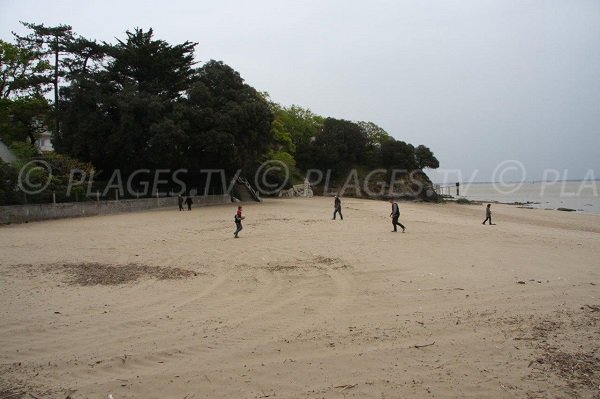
[[444, 181, 600, 214]]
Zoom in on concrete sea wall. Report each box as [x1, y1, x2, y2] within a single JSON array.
[[0, 195, 231, 224]]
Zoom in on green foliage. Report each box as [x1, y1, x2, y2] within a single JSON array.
[[174, 60, 275, 178], [356, 121, 392, 168], [2, 22, 441, 204], [0, 95, 50, 145], [316, 118, 368, 175], [285, 113, 438, 187], [275, 105, 323, 147], [299, 118, 357, 174], [357, 121, 392, 148], [1, 143, 94, 205], [0, 39, 52, 98], [0, 35, 54, 147], [380, 139, 417, 171], [13, 22, 75, 90], [62, 37, 106, 78], [6, 143, 49, 204], [268, 104, 325, 181], [415, 144, 440, 170], [15, 22, 74, 53], [59, 28, 198, 173], [14, 22, 106, 135], [271, 117, 295, 154], [10, 141, 38, 160], [108, 28, 196, 100], [265, 149, 296, 189], [59, 29, 274, 186], [41, 151, 94, 196], [0, 159, 19, 204]]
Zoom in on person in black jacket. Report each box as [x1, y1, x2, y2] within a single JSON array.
[[333, 195, 343, 220], [390, 199, 405, 232], [185, 196, 193, 211], [234, 206, 244, 238]]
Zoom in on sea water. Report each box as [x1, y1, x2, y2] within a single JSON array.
[[456, 181, 600, 214]]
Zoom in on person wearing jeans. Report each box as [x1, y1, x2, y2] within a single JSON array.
[[234, 206, 244, 237]]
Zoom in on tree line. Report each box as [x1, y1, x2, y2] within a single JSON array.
[[0, 22, 439, 204]]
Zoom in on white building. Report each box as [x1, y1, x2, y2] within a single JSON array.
[[36, 130, 54, 152], [0, 129, 53, 164]]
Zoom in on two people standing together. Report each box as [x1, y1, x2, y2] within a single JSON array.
[[178, 195, 193, 211]]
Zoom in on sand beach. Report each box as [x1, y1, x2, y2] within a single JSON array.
[[1, 197, 599, 398]]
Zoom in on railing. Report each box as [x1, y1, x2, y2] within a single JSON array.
[[434, 184, 460, 197], [237, 176, 262, 202]]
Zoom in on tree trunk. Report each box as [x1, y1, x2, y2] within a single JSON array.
[[54, 34, 60, 136]]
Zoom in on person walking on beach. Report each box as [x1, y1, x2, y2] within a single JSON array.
[[178, 195, 184, 211], [185, 195, 193, 211], [482, 204, 494, 225], [234, 206, 245, 238], [390, 199, 405, 233], [333, 195, 343, 220]]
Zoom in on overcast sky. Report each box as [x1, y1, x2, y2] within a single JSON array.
[[1, 0, 599, 182]]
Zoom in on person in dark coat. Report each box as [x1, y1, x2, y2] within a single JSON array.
[[178, 195, 184, 211], [390, 199, 405, 233], [333, 195, 343, 220], [234, 206, 244, 238], [185, 196, 193, 211]]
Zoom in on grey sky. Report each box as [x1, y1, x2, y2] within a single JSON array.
[[1, 0, 599, 182]]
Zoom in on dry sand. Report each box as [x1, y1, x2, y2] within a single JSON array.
[[1, 197, 599, 398]]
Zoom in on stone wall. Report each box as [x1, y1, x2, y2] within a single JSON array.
[[0, 195, 231, 224]]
